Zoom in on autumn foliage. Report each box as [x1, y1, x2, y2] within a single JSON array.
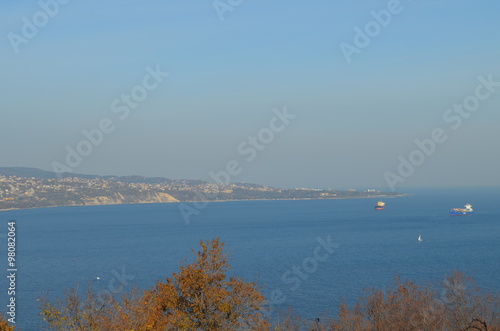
[[273, 272, 500, 331], [0, 316, 15, 331], [0, 239, 496, 330], [40, 238, 269, 330]]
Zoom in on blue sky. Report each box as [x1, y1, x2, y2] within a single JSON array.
[[1, 0, 499, 190]]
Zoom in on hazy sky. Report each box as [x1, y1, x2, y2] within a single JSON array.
[[1, 0, 499, 190]]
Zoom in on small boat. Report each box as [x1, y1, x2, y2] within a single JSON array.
[[450, 203, 473, 216], [374, 201, 385, 210], [418, 235, 423, 242]]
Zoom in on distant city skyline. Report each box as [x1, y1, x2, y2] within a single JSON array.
[[1, 0, 500, 190]]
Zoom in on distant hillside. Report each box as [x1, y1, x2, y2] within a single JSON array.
[[0, 167, 405, 211], [0, 167, 105, 179], [0, 167, 63, 179], [0, 167, 201, 184]]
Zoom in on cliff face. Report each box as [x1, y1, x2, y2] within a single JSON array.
[[0, 170, 405, 211], [0, 190, 180, 211], [81, 192, 179, 206]]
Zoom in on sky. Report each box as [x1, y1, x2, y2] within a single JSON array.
[[1, 0, 500, 191]]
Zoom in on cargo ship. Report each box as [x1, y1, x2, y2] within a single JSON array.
[[374, 201, 385, 210], [450, 203, 473, 216]]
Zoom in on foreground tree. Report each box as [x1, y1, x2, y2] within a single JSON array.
[[41, 238, 269, 330], [440, 271, 500, 330], [325, 271, 500, 331], [132, 238, 269, 330], [38, 240, 500, 330], [0, 315, 15, 331]]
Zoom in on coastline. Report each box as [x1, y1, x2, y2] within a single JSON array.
[[0, 194, 409, 213], [191, 194, 409, 204]]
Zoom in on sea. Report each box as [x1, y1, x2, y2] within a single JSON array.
[[1, 187, 500, 330]]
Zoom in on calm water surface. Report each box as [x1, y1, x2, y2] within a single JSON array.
[[1, 187, 500, 329]]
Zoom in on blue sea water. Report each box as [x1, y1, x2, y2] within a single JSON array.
[[1, 187, 500, 330]]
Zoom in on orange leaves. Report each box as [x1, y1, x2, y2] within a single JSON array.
[[39, 238, 268, 331], [149, 238, 268, 330], [35, 237, 500, 331], [0, 315, 15, 331]]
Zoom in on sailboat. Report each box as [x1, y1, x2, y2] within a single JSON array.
[[418, 235, 423, 242]]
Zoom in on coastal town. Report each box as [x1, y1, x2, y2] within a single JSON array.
[[0, 168, 403, 210]]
